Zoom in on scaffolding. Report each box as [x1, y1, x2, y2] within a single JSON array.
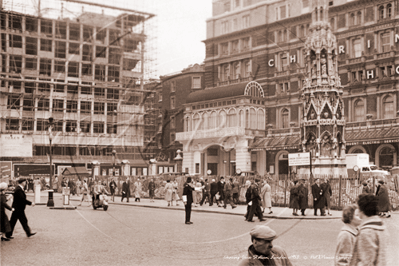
[[0, 0, 159, 163]]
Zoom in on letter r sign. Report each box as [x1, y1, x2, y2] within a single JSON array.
[[339, 46, 345, 54]]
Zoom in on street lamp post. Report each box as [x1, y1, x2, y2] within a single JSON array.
[[47, 117, 54, 207], [112, 150, 116, 177]]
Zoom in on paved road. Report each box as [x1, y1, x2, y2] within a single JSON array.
[[1, 195, 398, 266]]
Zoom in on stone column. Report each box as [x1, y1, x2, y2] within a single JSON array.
[[182, 151, 194, 175], [236, 147, 251, 172]]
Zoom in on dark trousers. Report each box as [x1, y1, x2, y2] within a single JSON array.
[[6, 210, 31, 237], [210, 192, 217, 206], [301, 209, 306, 215], [185, 203, 192, 223], [233, 193, 239, 204], [216, 191, 224, 205], [200, 192, 210, 205], [223, 192, 236, 208], [247, 201, 263, 221], [121, 192, 129, 202], [314, 207, 324, 215]]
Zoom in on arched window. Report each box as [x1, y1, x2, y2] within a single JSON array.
[[246, 110, 250, 128], [239, 110, 244, 127], [227, 109, 237, 127], [250, 108, 256, 129], [356, 11, 362, 25], [233, 62, 240, 79], [219, 110, 226, 128], [184, 117, 190, 132], [380, 147, 394, 168], [282, 29, 287, 42], [192, 114, 200, 130], [387, 4, 392, 18], [257, 109, 265, 130], [354, 99, 365, 122], [383, 95, 394, 119], [281, 109, 289, 128], [350, 13, 355, 26], [379, 5, 384, 20], [223, 65, 230, 81], [203, 113, 210, 130]]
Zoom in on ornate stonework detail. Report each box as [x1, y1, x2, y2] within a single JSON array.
[[300, 0, 345, 159]]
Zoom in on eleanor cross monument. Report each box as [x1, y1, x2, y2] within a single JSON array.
[[298, 0, 347, 176]]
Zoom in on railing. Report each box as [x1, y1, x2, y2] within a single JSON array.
[[275, 70, 289, 77], [216, 76, 251, 87], [346, 118, 398, 129], [176, 127, 245, 141], [376, 51, 391, 59], [268, 127, 300, 135], [347, 57, 362, 64]]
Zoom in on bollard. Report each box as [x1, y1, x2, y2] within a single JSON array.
[[62, 187, 70, 205], [34, 184, 41, 204]]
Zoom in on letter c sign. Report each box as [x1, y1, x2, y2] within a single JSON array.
[[268, 59, 274, 67]]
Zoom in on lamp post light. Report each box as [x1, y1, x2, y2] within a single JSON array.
[[47, 117, 54, 207], [112, 150, 116, 177]]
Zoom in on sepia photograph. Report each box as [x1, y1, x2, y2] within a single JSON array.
[[0, 0, 399, 265]]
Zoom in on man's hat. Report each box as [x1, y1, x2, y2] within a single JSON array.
[[250, 225, 277, 241], [18, 178, 27, 183]]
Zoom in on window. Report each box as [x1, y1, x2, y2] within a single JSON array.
[[329, 18, 334, 31], [80, 101, 91, 114], [24, 82, 36, 93], [41, 19, 52, 37], [80, 86, 91, 95], [227, 109, 237, 127], [93, 122, 104, 133], [250, 109, 256, 129], [387, 4, 392, 18], [25, 58, 37, 70], [26, 37, 37, 55], [276, 5, 287, 20], [96, 46, 106, 58], [257, 109, 265, 130], [10, 35, 22, 48], [356, 11, 362, 25], [209, 112, 217, 129], [68, 62, 79, 77], [38, 98, 50, 111], [234, 0, 240, 9], [40, 39, 52, 52], [107, 122, 117, 134], [280, 53, 288, 71], [6, 119, 19, 131], [381, 32, 390, 53], [95, 88, 105, 97], [10, 55, 22, 73], [352, 38, 362, 58], [354, 99, 365, 122], [26, 17, 38, 32], [38, 81, 50, 92], [302, 0, 309, 8], [107, 103, 118, 113], [36, 119, 48, 131], [192, 77, 201, 89], [350, 13, 355, 26], [221, 43, 229, 55], [66, 100, 78, 113], [222, 21, 229, 34], [242, 15, 250, 28], [66, 121, 77, 132], [94, 102, 105, 114], [7, 95, 20, 109], [54, 81, 65, 93], [244, 60, 251, 77], [69, 43, 80, 55], [22, 119, 34, 131], [82, 63, 92, 76], [96, 28, 107, 44], [109, 48, 121, 64], [109, 29, 120, 46], [54, 60, 65, 73], [80, 121, 91, 133], [382, 96, 394, 119], [170, 96, 175, 109], [107, 88, 119, 100], [69, 23, 80, 41], [281, 109, 289, 128], [233, 62, 240, 79], [379, 6, 384, 20], [95, 65, 106, 81], [53, 121, 63, 132], [242, 37, 250, 50], [170, 116, 175, 129], [233, 19, 238, 31], [83, 26, 93, 42], [232, 40, 239, 53], [55, 41, 66, 58], [82, 45, 92, 61], [39, 58, 51, 76], [53, 99, 64, 112], [55, 21, 67, 39], [222, 64, 230, 81]]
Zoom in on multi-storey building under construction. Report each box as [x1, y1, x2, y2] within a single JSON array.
[[0, 1, 156, 178]]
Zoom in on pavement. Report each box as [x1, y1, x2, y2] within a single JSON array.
[[29, 191, 342, 220]]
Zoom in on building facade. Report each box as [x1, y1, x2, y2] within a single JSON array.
[[177, 0, 399, 178], [0, 7, 155, 178]]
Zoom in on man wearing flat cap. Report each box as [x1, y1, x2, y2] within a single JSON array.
[[6, 178, 36, 239], [239, 225, 292, 266]]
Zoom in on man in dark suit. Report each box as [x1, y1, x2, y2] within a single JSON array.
[[311, 178, 325, 216], [246, 179, 266, 222], [183, 177, 195, 224], [216, 177, 225, 207], [121, 178, 130, 202], [298, 179, 309, 216], [209, 179, 218, 206], [6, 178, 36, 238]]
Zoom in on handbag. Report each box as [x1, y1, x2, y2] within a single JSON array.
[[215, 192, 220, 200]]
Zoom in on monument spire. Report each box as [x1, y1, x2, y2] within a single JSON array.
[[299, 0, 346, 176]]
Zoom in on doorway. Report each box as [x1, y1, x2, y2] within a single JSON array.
[[207, 163, 218, 176]]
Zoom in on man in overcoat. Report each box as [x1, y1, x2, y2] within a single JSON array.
[[6, 178, 36, 239], [298, 179, 308, 216], [182, 177, 195, 224], [246, 179, 266, 222], [376, 180, 391, 217], [311, 178, 325, 216], [121, 178, 130, 202], [216, 177, 225, 207], [210, 179, 218, 206]]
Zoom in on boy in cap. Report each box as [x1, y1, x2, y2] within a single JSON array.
[[239, 225, 292, 266], [6, 178, 36, 239]]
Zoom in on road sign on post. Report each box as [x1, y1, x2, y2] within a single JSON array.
[[288, 152, 311, 166]]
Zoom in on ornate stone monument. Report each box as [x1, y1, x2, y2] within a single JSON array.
[[298, 0, 347, 176]]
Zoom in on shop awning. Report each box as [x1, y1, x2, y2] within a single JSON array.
[[250, 134, 301, 151], [62, 167, 91, 176], [346, 126, 399, 146]]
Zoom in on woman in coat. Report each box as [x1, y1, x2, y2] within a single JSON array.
[[322, 178, 333, 216], [334, 204, 360, 266], [133, 178, 142, 202], [376, 180, 391, 217], [171, 180, 180, 206], [1, 182, 13, 241], [261, 179, 272, 214], [164, 180, 173, 206], [289, 181, 299, 216]]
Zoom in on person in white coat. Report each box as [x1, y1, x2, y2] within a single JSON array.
[[261, 179, 272, 214]]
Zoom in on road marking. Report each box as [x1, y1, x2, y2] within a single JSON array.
[[168, 207, 289, 245]]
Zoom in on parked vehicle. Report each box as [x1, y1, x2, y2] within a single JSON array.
[[346, 153, 389, 178]]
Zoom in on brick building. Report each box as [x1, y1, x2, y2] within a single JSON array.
[[177, 0, 399, 178]]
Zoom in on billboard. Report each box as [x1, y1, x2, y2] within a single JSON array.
[[0, 161, 12, 179], [288, 152, 311, 166], [0, 134, 32, 157]]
